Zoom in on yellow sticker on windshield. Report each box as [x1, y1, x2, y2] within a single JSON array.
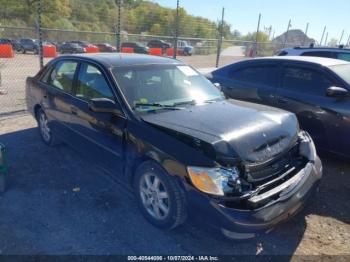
[[140, 98, 148, 104]]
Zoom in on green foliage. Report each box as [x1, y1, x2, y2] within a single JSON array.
[[0, 0, 242, 40]]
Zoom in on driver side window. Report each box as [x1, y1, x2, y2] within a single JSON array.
[[76, 63, 114, 100]]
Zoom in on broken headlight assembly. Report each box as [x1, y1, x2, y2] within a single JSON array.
[[187, 166, 242, 196], [298, 131, 317, 162]]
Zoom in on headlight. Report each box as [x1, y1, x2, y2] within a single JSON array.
[[298, 131, 317, 162], [187, 166, 241, 196]]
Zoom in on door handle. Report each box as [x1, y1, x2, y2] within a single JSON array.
[[70, 106, 78, 115]]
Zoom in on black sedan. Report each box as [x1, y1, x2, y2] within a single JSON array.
[[25, 54, 322, 239], [58, 42, 85, 54], [208, 56, 350, 159]]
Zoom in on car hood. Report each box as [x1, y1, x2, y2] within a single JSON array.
[[141, 99, 299, 164]]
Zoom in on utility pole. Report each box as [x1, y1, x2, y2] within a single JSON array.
[[339, 30, 344, 45], [282, 19, 291, 48], [268, 26, 272, 40], [36, 0, 43, 68], [254, 13, 261, 57], [116, 0, 122, 52], [302, 22, 309, 46], [173, 0, 180, 59], [215, 7, 225, 68], [320, 26, 326, 46]]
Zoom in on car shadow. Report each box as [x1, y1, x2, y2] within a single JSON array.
[[1, 127, 347, 256]]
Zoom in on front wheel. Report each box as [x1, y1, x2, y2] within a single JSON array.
[[134, 161, 187, 230]]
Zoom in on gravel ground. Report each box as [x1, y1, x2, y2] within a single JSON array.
[[0, 114, 349, 259]]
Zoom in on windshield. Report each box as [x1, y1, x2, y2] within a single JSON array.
[[330, 64, 350, 85], [112, 64, 224, 112]]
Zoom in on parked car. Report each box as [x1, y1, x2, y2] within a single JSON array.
[[0, 143, 7, 193], [207, 56, 350, 158], [0, 38, 23, 53], [96, 43, 117, 52], [69, 41, 98, 49], [147, 39, 171, 53], [277, 46, 350, 62], [26, 54, 322, 239], [44, 40, 58, 48], [58, 42, 85, 54], [19, 38, 39, 54], [121, 42, 149, 54], [177, 40, 194, 56]]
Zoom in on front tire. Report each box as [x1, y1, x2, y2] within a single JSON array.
[[37, 109, 60, 146], [134, 161, 187, 230]]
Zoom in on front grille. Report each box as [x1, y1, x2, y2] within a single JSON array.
[[245, 144, 302, 184]]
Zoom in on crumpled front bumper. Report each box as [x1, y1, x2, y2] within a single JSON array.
[[185, 157, 322, 238]]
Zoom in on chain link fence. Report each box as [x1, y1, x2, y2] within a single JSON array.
[[0, 0, 300, 116]]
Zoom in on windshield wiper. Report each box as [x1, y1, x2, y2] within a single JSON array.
[[133, 103, 183, 110], [171, 100, 197, 106]]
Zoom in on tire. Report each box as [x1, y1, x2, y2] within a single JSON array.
[[0, 174, 6, 193], [134, 161, 187, 230], [34, 48, 39, 55], [36, 109, 60, 146]]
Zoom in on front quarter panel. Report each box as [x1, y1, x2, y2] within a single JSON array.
[[125, 119, 216, 182]]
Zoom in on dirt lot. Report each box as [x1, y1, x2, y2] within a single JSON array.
[[0, 113, 349, 258]]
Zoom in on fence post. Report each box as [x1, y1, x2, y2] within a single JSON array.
[[215, 7, 225, 68], [173, 0, 180, 59], [320, 26, 326, 46], [254, 13, 261, 57], [116, 0, 122, 52], [36, 0, 43, 68], [339, 30, 344, 45], [302, 22, 309, 46], [324, 32, 328, 47]]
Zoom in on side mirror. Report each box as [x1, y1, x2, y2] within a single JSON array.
[[213, 82, 222, 90], [326, 86, 349, 97], [88, 98, 122, 115]]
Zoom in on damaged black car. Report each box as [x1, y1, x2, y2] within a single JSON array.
[[26, 54, 322, 239]]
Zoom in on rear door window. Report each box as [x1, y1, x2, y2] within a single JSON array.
[[49, 61, 78, 93], [282, 66, 334, 96], [229, 65, 278, 86], [336, 53, 350, 62], [301, 51, 336, 59]]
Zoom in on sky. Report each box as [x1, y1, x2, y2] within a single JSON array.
[[153, 0, 350, 44]]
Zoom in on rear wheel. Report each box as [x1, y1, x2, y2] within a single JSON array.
[[37, 109, 60, 146], [134, 161, 187, 230]]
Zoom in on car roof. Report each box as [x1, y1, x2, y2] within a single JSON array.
[[57, 53, 183, 67], [283, 47, 350, 52], [253, 56, 350, 67]]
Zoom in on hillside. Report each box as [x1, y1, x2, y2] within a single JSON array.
[[272, 29, 315, 47], [0, 0, 235, 39]]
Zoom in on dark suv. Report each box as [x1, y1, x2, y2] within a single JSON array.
[[26, 54, 322, 239], [19, 38, 39, 54], [147, 40, 171, 53]]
